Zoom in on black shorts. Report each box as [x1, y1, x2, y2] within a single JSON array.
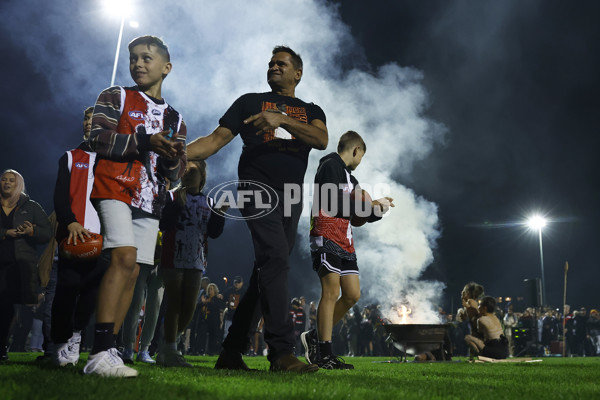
[[482, 336, 509, 359], [312, 252, 359, 278]]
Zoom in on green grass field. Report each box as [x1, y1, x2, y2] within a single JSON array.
[[1, 353, 599, 400]]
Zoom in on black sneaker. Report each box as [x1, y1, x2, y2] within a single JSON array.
[[317, 354, 354, 370], [300, 329, 318, 364]]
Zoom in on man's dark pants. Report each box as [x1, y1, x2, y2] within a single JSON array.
[[222, 188, 301, 360]]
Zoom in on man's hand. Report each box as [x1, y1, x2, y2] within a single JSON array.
[[150, 130, 184, 159], [244, 110, 286, 135], [67, 222, 91, 245], [372, 197, 395, 216]]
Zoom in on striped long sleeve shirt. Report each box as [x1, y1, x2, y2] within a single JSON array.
[[89, 86, 187, 217]]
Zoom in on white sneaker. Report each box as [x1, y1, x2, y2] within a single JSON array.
[[68, 333, 81, 356], [54, 338, 79, 367], [136, 351, 156, 364], [83, 348, 139, 377]]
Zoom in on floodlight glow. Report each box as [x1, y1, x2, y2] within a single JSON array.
[[103, 0, 133, 18], [129, 20, 139, 28], [527, 215, 547, 230]]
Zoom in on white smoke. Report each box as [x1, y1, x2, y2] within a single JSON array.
[[2, 0, 446, 322]]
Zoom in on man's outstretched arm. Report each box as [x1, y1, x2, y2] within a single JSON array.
[[187, 126, 236, 161]]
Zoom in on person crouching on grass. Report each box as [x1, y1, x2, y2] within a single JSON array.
[[464, 296, 509, 360], [157, 160, 226, 367], [456, 281, 484, 338], [301, 130, 394, 369], [83, 35, 186, 377]]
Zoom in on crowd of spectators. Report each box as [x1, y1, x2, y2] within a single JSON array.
[[5, 286, 600, 359]]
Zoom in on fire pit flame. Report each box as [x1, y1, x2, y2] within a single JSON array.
[[397, 304, 412, 324]]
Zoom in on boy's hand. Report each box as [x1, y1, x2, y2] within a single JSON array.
[[372, 197, 395, 216], [171, 134, 186, 157], [150, 130, 182, 159], [67, 222, 91, 245]]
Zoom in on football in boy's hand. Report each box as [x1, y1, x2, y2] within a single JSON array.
[[350, 189, 372, 227], [59, 233, 103, 261]]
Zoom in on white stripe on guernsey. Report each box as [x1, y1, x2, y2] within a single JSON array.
[[119, 86, 126, 115], [66, 151, 73, 172], [321, 253, 342, 274], [344, 169, 354, 191], [84, 152, 101, 234]]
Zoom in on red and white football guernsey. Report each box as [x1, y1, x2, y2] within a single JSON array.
[[90, 86, 186, 217], [66, 149, 100, 234], [310, 153, 358, 256]]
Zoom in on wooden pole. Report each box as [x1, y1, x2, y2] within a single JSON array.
[[562, 261, 569, 357]]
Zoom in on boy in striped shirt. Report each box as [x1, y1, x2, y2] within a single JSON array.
[[83, 35, 186, 377]]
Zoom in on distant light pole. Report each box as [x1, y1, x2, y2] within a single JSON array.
[[527, 215, 547, 306], [104, 0, 138, 86], [110, 16, 125, 87]]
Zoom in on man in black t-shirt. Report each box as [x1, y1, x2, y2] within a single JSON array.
[[188, 45, 328, 373]]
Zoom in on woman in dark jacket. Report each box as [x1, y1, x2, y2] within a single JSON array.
[[0, 169, 51, 361]]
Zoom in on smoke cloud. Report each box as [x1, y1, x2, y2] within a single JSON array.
[[2, 0, 446, 322]]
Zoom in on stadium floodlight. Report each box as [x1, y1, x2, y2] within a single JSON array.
[[527, 215, 547, 231], [103, 0, 133, 19]]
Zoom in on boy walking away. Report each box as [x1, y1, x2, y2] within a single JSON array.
[[301, 131, 393, 369], [83, 35, 186, 377]]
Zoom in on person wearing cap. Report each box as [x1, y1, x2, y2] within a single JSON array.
[[223, 276, 244, 339]]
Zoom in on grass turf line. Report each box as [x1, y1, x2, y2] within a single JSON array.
[[0, 353, 599, 400]]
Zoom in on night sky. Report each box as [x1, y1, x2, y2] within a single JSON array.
[[1, 1, 598, 315], [335, 1, 600, 310]]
